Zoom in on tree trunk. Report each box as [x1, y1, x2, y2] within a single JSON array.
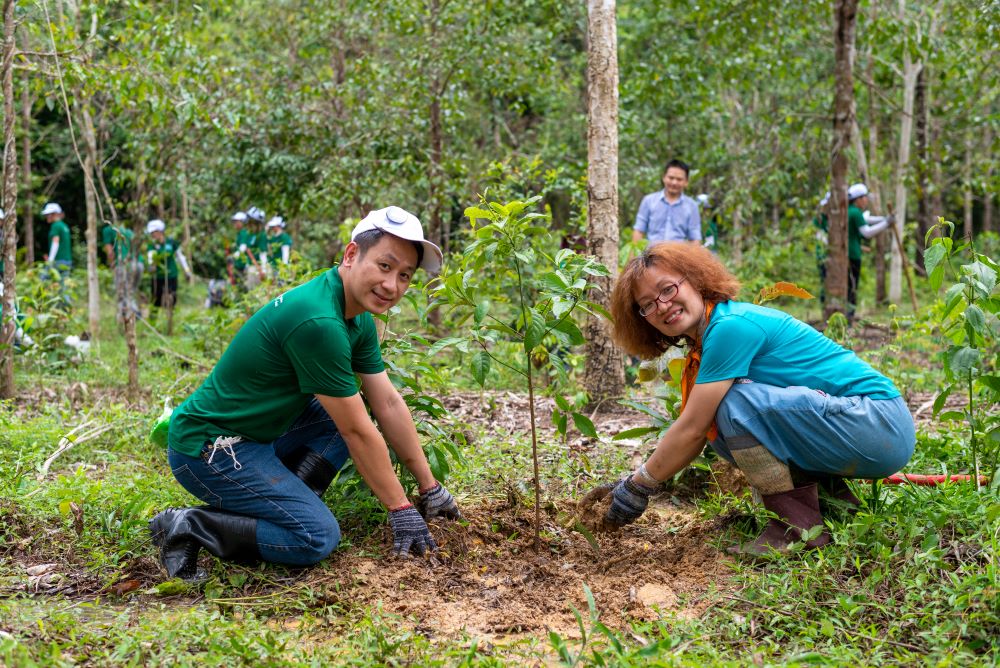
[[859, 51, 887, 303], [985, 123, 994, 234], [180, 169, 193, 283], [825, 0, 859, 320], [962, 131, 973, 242], [1, 0, 18, 398], [583, 0, 624, 403], [914, 66, 931, 270], [80, 104, 100, 339], [18, 31, 32, 264], [889, 0, 922, 303]]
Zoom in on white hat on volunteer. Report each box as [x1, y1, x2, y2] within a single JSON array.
[[847, 183, 869, 201], [820, 191, 830, 207], [146, 219, 166, 234], [351, 206, 443, 275], [266, 216, 285, 229], [232, 211, 247, 222], [696, 193, 710, 207], [0, 208, 4, 219], [246, 206, 265, 222], [41, 202, 64, 216]]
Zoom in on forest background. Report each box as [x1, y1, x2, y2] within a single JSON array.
[[0, 0, 998, 666]]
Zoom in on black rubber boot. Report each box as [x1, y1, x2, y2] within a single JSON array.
[[280, 447, 337, 497], [149, 507, 260, 581]]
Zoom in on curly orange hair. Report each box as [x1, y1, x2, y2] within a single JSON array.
[[611, 242, 742, 358]]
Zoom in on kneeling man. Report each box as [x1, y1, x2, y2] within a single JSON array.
[[150, 206, 461, 580]]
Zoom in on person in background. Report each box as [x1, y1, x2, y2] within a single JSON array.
[[264, 216, 293, 271], [102, 219, 137, 318], [846, 183, 892, 321], [226, 211, 249, 287], [149, 205, 461, 581], [589, 243, 913, 556], [144, 219, 193, 310], [244, 207, 267, 289], [42, 202, 72, 275], [812, 192, 830, 306], [633, 160, 701, 244]]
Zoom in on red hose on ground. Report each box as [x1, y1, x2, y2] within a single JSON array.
[[880, 473, 990, 486]]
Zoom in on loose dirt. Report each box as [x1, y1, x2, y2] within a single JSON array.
[[308, 495, 732, 639]]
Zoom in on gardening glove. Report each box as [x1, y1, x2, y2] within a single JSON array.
[[388, 504, 438, 557], [416, 483, 464, 521], [603, 476, 658, 529]]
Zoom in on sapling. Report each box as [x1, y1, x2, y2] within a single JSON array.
[[434, 196, 610, 549]]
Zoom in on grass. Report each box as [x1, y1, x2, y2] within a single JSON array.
[[0, 267, 997, 666]]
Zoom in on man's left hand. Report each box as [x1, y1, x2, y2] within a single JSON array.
[[416, 483, 464, 521]]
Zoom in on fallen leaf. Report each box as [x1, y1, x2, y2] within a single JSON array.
[[112, 580, 141, 596]]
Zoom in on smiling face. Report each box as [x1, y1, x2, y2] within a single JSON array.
[[340, 233, 418, 318], [661, 166, 689, 200], [633, 264, 705, 340]]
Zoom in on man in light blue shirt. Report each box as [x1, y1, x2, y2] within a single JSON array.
[[633, 159, 701, 243]]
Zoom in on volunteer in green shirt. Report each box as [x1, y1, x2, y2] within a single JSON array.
[[226, 211, 250, 286], [42, 202, 72, 274], [102, 221, 137, 317], [243, 206, 267, 289], [846, 183, 892, 320], [263, 216, 293, 270], [149, 206, 462, 581], [144, 219, 193, 309]]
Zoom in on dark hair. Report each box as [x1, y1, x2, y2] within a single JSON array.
[[611, 242, 741, 358], [663, 159, 690, 178], [353, 228, 424, 269]]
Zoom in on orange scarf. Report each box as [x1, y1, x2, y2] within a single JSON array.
[[679, 302, 718, 442]]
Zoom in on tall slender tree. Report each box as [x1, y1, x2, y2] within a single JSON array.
[[584, 0, 624, 403], [1, 0, 18, 398]]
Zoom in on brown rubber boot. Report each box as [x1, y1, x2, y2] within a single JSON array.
[[728, 483, 832, 557], [820, 477, 861, 510]]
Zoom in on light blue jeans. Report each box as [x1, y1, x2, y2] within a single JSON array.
[[710, 381, 914, 479], [167, 398, 350, 566]]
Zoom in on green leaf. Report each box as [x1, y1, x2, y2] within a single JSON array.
[[964, 305, 987, 336], [551, 317, 584, 345], [923, 243, 947, 290], [524, 310, 546, 353], [572, 521, 600, 555], [474, 302, 489, 325], [932, 385, 953, 415], [613, 425, 660, 440], [978, 375, 1000, 394], [949, 346, 981, 377], [938, 410, 965, 422], [554, 394, 571, 411], [471, 351, 491, 387], [572, 412, 598, 438], [428, 337, 464, 355]]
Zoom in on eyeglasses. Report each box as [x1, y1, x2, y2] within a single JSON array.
[[637, 277, 687, 317]]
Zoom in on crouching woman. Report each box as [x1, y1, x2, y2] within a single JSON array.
[[595, 243, 914, 555]]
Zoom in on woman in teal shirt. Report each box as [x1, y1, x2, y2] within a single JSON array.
[[592, 243, 914, 556]]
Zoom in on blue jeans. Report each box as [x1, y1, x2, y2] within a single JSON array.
[[710, 382, 914, 479], [167, 398, 350, 566]]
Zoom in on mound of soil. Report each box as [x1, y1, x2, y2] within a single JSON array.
[[312, 495, 732, 639]]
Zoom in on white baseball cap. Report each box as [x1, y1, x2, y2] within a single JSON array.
[[266, 216, 285, 229], [232, 211, 247, 222], [351, 206, 443, 274], [820, 191, 830, 207], [246, 206, 265, 222], [0, 208, 4, 219], [41, 202, 64, 216], [696, 193, 710, 207], [146, 219, 166, 234], [848, 183, 869, 201]]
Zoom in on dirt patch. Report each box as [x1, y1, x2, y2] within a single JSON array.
[[309, 496, 732, 639]]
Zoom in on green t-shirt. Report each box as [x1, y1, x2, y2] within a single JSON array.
[[232, 228, 251, 269], [147, 238, 181, 278], [168, 268, 386, 456], [267, 231, 293, 262], [847, 204, 865, 261], [101, 224, 134, 263], [48, 220, 72, 264]]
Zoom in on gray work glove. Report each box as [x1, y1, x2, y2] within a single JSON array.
[[416, 483, 464, 521], [603, 476, 659, 528], [388, 505, 438, 557]]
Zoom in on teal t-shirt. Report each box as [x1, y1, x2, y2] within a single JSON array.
[[267, 231, 292, 262], [48, 220, 72, 263], [101, 224, 133, 262], [847, 205, 866, 261], [168, 267, 386, 455], [232, 228, 251, 269], [696, 301, 899, 399]]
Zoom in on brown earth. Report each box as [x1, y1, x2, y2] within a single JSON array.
[[307, 494, 733, 639]]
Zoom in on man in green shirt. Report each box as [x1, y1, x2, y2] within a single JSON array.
[[226, 211, 249, 286], [102, 221, 137, 317], [846, 183, 891, 320], [42, 202, 72, 273], [243, 206, 267, 289], [263, 216, 293, 272], [812, 192, 830, 306], [149, 206, 460, 581], [144, 219, 193, 309]]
